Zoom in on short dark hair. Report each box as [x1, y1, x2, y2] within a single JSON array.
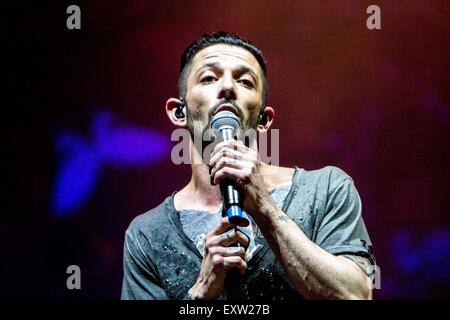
[[178, 31, 268, 109]]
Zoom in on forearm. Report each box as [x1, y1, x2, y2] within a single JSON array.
[[254, 201, 372, 300]]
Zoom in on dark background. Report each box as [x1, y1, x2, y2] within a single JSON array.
[[4, 1, 450, 299]]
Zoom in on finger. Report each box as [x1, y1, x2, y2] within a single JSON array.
[[222, 256, 248, 272], [213, 166, 251, 185], [216, 229, 250, 248], [210, 156, 244, 177], [206, 217, 236, 238], [209, 147, 244, 168], [236, 230, 250, 248], [211, 140, 248, 158], [208, 246, 246, 259], [206, 229, 240, 249]]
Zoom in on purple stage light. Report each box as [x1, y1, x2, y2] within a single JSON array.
[[52, 110, 169, 217]]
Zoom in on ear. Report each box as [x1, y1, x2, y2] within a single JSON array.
[[165, 97, 187, 128], [257, 106, 275, 132]]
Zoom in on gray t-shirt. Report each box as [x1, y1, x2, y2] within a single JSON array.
[[179, 184, 291, 262], [121, 166, 375, 300]]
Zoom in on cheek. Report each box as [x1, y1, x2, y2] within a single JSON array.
[[189, 85, 216, 106], [241, 94, 261, 118], [186, 86, 216, 123]]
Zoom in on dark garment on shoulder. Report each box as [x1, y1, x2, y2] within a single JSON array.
[[121, 166, 375, 300]]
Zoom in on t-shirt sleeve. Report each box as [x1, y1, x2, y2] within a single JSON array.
[[121, 226, 170, 300], [315, 170, 375, 264]]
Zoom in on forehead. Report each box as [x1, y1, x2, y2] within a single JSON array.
[[190, 44, 262, 75]]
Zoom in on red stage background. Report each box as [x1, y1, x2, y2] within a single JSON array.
[[4, 1, 450, 299]]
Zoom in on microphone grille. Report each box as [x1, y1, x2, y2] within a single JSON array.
[[211, 111, 240, 131]]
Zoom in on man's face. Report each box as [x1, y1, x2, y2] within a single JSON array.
[[184, 44, 264, 140]]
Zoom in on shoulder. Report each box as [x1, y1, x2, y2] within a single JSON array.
[[126, 196, 174, 238], [295, 166, 355, 198], [298, 165, 354, 189]]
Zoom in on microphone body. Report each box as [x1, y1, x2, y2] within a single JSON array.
[[211, 111, 250, 227]]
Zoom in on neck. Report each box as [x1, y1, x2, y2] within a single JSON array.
[[187, 163, 222, 209], [174, 135, 273, 212], [174, 138, 223, 212]]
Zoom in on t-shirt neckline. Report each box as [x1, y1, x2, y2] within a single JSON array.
[[166, 166, 304, 266]]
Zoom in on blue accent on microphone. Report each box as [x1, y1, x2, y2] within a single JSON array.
[[227, 205, 242, 219], [227, 205, 249, 227]]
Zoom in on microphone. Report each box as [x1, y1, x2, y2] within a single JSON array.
[[211, 111, 250, 227]]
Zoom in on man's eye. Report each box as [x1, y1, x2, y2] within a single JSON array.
[[200, 76, 216, 83], [238, 79, 254, 88]]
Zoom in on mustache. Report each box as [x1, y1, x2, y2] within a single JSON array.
[[207, 99, 244, 124]]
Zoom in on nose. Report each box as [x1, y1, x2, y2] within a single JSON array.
[[217, 72, 237, 101]]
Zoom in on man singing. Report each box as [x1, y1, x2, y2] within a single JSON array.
[[121, 31, 376, 300]]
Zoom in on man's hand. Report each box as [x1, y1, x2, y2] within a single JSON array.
[[209, 139, 275, 216], [188, 217, 249, 300]]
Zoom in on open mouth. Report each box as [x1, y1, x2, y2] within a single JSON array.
[[213, 103, 240, 118]]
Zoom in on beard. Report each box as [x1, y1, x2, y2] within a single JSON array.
[[185, 99, 261, 163], [186, 99, 259, 139]]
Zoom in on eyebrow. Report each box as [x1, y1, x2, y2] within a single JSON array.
[[195, 62, 259, 84]]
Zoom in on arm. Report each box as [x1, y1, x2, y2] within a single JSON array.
[[121, 227, 170, 300], [251, 200, 372, 299], [210, 140, 373, 300]]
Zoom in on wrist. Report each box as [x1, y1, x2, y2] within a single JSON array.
[[188, 280, 207, 300], [252, 196, 279, 222]]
